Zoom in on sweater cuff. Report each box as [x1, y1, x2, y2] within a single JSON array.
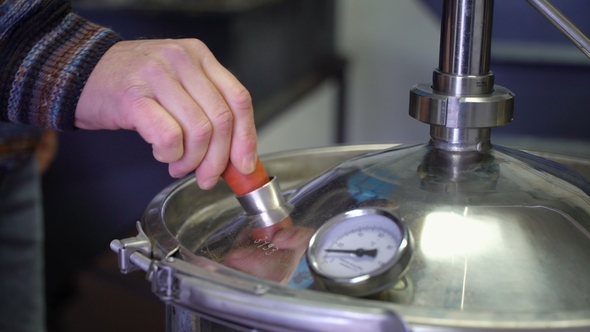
[[7, 13, 123, 131]]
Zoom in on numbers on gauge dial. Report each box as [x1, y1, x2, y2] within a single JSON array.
[[316, 215, 402, 279]]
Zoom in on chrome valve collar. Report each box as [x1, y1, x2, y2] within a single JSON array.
[[235, 176, 293, 228]]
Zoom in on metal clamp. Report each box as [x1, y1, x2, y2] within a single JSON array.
[[235, 176, 293, 228], [110, 221, 153, 274], [147, 256, 411, 332], [151, 258, 179, 301], [409, 83, 515, 129]]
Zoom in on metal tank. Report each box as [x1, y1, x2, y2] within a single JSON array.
[[112, 0, 590, 331]]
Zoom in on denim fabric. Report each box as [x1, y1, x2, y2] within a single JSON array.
[[0, 158, 45, 332]]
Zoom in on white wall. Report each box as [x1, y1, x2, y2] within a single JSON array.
[[258, 80, 338, 155], [258, 0, 441, 155], [336, 0, 440, 143]]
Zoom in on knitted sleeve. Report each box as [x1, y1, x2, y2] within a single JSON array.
[[0, 0, 123, 131]]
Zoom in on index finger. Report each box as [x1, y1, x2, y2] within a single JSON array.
[[200, 53, 258, 175]]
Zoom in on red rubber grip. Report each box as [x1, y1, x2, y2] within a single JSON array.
[[221, 158, 270, 196]]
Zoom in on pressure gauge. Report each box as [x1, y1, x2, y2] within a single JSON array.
[[306, 208, 413, 297]]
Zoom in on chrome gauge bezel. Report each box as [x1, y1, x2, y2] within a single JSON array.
[[306, 207, 413, 297]]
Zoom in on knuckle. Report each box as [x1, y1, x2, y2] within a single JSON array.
[[168, 162, 190, 178], [212, 108, 234, 133], [122, 80, 149, 101], [207, 157, 229, 175], [121, 85, 152, 120], [182, 38, 209, 56], [157, 124, 183, 149], [161, 42, 190, 62], [228, 86, 252, 112], [187, 38, 208, 51], [239, 129, 257, 145], [160, 39, 210, 67], [187, 118, 213, 143], [140, 58, 169, 78], [120, 71, 163, 100]]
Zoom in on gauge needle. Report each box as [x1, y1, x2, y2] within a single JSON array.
[[325, 248, 378, 258]]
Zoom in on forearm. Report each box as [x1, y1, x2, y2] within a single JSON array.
[[0, 0, 122, 131]]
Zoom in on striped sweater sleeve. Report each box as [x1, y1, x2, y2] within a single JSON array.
[[0, 0, 123, 131]]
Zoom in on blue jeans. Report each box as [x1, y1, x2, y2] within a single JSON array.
[[0, 158, 45, 332]]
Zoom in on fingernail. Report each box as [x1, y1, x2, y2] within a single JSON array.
[[201, 177, 219, 190], [242, 153, 257, 174]]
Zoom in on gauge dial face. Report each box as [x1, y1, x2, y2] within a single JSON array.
[[313, 214, 401, 279], [307, 208, 408, 286]]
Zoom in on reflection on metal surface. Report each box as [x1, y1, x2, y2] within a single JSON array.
[[418, 147, 500, 194], [221, 225, 314, 284], [420, 210, 502, 258], [137, 143, 590, 330], [234, 176, 293, 229]]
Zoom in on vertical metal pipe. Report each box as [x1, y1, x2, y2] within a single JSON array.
[[411, 0, 512, 152], [438, 0, 494, 77]]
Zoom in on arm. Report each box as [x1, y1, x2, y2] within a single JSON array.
[[0, 1, 258, 187], [0, 0, 122, 129]]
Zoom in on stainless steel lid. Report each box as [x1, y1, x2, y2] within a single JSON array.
[[138, 143, 590, 331]]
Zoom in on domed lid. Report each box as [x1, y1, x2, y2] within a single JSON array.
[[141, 144, 590, 330]]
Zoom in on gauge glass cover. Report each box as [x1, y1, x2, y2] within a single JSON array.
[[307, 207, 410, 296]]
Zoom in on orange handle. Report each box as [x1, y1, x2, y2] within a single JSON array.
[[221, 157, 270, 196]]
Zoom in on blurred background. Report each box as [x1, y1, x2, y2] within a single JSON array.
[[42, 0, 590, 331]]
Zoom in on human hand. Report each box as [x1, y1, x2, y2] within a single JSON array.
[[75, 39, 257, 189]]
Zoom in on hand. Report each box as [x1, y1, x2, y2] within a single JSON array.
[[75, 39, 258, 189]]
